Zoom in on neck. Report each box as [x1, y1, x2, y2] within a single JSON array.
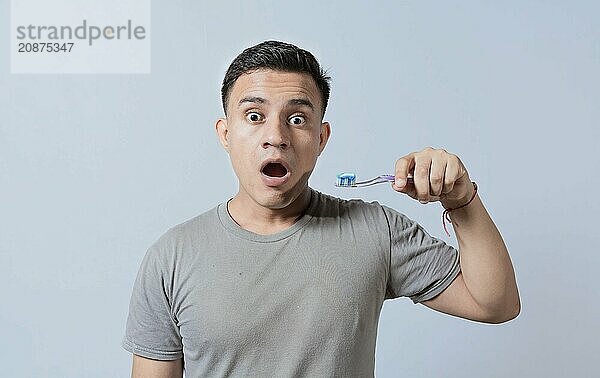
[[227, 186, 312, 235]]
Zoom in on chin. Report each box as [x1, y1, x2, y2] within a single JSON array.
[[254, 180, 308, 208], [254, 190, 295, 209], [236, 171, 311, 209]]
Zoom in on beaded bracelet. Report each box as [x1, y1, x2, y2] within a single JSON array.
[[442, 181, 478, 237]]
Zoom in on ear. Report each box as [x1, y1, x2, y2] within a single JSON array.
[[317, 121, 331, 156], [215, 118, 230, 152]]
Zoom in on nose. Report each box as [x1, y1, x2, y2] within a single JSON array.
[[262, 118, 290, 150]]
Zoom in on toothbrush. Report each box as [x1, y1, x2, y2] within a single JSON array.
[[335, 172, 414, 188]]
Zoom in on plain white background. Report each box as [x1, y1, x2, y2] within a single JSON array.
[[1, 1, 598, 377]]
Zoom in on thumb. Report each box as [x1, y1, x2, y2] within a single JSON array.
[[392, 176, 416, 197]]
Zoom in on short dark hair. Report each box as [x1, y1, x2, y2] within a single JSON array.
[[221, 40, 331, 118]]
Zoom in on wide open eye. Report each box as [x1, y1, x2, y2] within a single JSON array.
[[288, 115, 305, 125], [246, 112, 263, 122]]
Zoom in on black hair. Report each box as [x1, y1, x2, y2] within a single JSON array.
[[221, 40, 331, 118]]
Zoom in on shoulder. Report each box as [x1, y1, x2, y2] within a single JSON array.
[[146, 205, 219, 262], [313, 189, 404, 226]]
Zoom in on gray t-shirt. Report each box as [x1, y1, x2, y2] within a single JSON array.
[[122, 187, 460, 377]]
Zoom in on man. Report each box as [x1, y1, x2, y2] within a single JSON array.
[[122, 40, 520, 377]]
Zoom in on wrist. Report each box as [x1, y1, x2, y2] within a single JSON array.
[[440, 181, 478, 237], [441, 182, 477, 210]]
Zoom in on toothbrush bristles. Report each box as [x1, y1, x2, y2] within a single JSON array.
[[336, 172, 356, 187]]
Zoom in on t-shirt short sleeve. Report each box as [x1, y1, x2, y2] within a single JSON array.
[[122, 245, 183, 360], [381, 205, 461, 304]]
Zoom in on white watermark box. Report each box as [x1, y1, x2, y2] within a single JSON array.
[[10, 0, 151, 74]]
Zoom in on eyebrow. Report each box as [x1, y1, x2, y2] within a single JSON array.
[[238, 96, 267, 107], [237, 96, 315, 111], [287, 98, 314, 111]]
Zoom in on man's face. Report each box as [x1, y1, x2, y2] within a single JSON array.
[[216, 69, 330, 210]]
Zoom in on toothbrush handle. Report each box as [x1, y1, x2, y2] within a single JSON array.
[[354, 175, 414, 187], [381, 175, 414, 184]]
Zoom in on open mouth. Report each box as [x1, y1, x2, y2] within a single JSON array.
[[260, 160, 291, 187], [261, 162, 288, 178]]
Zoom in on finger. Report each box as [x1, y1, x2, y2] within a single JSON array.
[[429, 155, 447, 197], [393, 154, 415, 190], [391, 180, 418, 200], [442, 155, 460, 194], [413, 153, 432, 202]]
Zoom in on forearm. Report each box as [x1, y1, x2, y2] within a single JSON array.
[[446, 193, 521, 321]]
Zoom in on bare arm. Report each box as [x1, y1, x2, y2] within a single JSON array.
[[131, 354, 183, 378], [422, 192, 521, 323], [393, 148, 520, 323]]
